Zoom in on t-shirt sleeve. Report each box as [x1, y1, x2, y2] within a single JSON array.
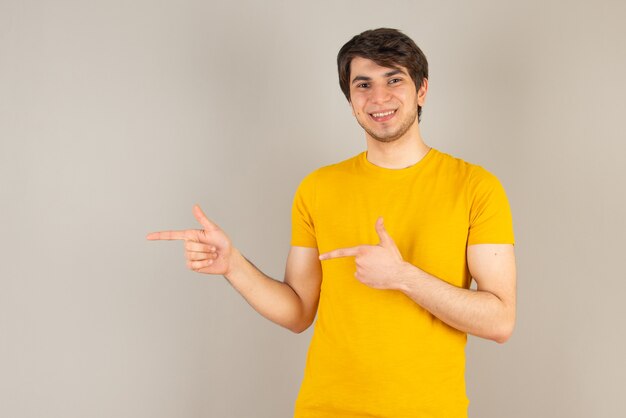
[[291, 170, 318, 248], [467, 166, 515, 245]]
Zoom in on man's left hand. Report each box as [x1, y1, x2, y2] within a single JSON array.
[[318, 217, 409, 290]]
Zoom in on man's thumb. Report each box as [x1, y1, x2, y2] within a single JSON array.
[[193, 204, 219, 231], [375, 217, 394, 247]]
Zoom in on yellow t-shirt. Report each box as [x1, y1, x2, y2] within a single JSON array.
[[291, 148, 515, 418]]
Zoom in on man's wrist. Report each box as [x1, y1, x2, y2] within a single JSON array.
[[392, 261, 423, 293], [223, 247, 244, 281]]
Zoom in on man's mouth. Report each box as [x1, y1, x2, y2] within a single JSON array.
[[369, 109, 396, 122]]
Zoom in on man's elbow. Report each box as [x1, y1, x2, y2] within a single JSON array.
[[493, 330, 513, 344], [493, 316, 515, 344], [286, 311, 315, 334], [290, 325, 309, 334], [288, 320, 313, 334]]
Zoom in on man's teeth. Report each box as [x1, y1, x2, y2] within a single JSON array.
[[371, 110, 395, 117]]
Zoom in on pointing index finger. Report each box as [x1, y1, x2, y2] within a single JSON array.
[[319, 246, 361, 260], [146, 230, 186, 241]]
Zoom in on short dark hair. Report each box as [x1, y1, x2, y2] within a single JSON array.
[[337, 28, 429, 121]]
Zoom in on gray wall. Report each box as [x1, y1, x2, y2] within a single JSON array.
[[1, 0, 625, 417]]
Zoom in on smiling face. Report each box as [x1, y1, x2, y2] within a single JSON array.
[[348, 56, 427, 143]]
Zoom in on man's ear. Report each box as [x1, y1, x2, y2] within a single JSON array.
[[417, 78, 428, 107]]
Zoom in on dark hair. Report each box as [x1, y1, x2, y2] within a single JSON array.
[[337, 28, 429, 121]]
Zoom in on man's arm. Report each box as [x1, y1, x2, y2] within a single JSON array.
[[147, 205, 322, 334], [226, 246, 322, 333], [319, 217, 516, 343], [394, 243, 516, 343]]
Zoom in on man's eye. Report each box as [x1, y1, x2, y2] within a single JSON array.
[[389, 78, 401, 84], [357, 83, 369, 88]]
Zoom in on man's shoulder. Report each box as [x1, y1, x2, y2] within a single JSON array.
[[320, 152, 363, 172], [301, 152, 364, 180], [294, 152, 363, 195], [431, 148, 496, 181]]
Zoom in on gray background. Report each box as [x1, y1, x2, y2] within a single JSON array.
[[1, 0, 625, 417]]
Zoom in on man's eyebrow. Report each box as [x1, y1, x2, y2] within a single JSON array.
[[351, 69, 405, 85], [384, 69, 404, 77], [351, 75, 371, 85]]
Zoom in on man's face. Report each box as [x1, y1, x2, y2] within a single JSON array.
[[348, 56, 426, 143]]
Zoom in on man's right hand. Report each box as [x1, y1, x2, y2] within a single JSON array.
[[146, 204, 322, 333], [146, 205, 233, 276]]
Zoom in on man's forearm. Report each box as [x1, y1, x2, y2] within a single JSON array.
[[394, 262, 514, 343], [224, 248, 308, 333]]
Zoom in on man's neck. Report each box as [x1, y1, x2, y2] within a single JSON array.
[[365, 127, 430, 169]]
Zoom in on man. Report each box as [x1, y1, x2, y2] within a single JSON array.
[[147, 28, 516, 418]]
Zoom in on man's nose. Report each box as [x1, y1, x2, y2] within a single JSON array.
[[370, 84, 391, 104]]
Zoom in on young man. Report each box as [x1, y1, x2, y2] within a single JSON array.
[[147, 28, 516, 418]]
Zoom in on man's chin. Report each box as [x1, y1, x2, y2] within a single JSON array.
[[359, 120, 414, 144], [366, 129, 404, 143]]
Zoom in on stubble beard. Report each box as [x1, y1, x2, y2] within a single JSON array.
[[357, 108, 418, 143]]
